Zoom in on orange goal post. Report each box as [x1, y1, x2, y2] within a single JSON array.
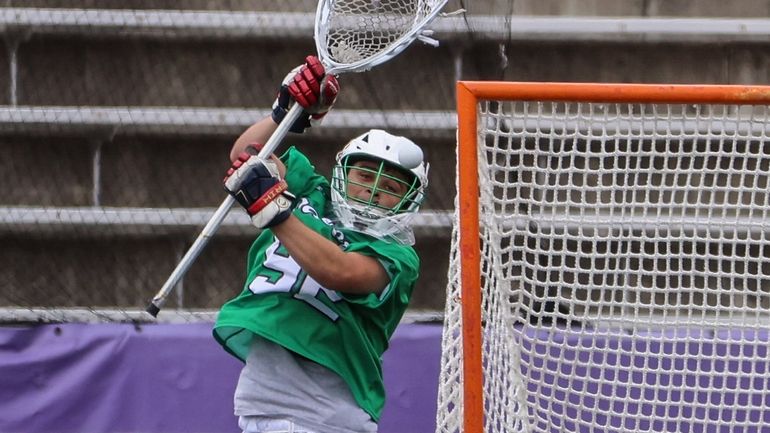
[[437, 81, 770, 433]]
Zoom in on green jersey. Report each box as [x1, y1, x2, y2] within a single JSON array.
[[213, 147, 420, 421]]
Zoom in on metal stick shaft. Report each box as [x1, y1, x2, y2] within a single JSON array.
[[146, 104, 304, 317]]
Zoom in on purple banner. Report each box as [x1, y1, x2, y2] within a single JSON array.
[[517, 327, 770, 433], [0, 322, 442, 433], [2, 323, 769, 433]]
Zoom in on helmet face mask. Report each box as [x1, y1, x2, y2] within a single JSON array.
[[342, 158, 420, 213], [331, 130, 429, 245]]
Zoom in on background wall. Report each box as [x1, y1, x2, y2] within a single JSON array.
[[2, 1, 769, 318]]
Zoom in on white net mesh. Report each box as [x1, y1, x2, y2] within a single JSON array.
[[437, 93, 770, 432], [318, 0, 446, 67]]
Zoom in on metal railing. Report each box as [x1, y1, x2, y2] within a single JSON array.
[[2, 8, 769, 42]]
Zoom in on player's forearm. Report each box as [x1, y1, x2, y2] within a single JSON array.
[[230, 117, 279, 162], [271, 216, 389, 294], [229, 117, 287, 176]]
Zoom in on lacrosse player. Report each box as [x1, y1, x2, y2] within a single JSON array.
[[213, 55, 429, 433]]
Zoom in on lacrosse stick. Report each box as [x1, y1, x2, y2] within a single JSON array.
[[146, 0, 449, 317]]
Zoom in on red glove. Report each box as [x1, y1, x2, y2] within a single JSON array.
[[288, 55, 340, 111], [272, 56, 340, 133]]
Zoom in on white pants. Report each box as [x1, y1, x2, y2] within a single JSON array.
[[239, 416, 319, 433]]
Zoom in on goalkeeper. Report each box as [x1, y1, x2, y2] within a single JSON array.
[[213, 56, 430, 433]]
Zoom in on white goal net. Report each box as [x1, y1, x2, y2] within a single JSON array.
[[436, 82, 770, 433]]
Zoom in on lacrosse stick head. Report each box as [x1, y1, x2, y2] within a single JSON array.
[[315, 0, 448, 74]]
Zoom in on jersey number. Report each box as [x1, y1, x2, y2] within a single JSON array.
[[249, 240, 342, 320]]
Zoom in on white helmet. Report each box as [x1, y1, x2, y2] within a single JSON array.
[[331, 129, 429, 245]]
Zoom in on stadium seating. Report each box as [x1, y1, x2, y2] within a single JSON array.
[[3, 0, 770, 314]]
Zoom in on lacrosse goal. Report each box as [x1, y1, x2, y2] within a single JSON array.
[[436, 82, 770, 433]]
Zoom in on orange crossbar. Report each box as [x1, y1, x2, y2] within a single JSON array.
[[459, 81, 770, 104], [454, 80, 770, 433]]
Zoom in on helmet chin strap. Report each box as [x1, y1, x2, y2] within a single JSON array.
[[331, 198, 417, 246]]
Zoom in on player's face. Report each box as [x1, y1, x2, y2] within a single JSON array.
[[346, 160, 410, 210]]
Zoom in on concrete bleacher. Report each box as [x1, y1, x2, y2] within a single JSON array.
[[2, 2, 770, 316]]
